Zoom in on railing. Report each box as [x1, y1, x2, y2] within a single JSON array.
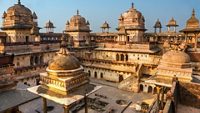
[[0, 41, 61, 46]]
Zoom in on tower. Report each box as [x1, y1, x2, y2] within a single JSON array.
[[117, 3, 146, 44], [166, 17, 178, 32], [65, 10, 91, 47], [154, 19, 162, 33], [101, 21, 110, 33], [1, 0, 38, 43], [44, 20, 55, 33]]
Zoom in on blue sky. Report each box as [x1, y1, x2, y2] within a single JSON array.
[[0, 0, 200, 33]]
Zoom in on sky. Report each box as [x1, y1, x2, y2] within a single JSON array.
[[0, 0, 200, 33]]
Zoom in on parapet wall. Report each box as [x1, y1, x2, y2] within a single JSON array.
[[179, 82, 200, 108]]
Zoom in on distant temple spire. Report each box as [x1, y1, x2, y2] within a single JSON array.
[[192, 8, 195, 17], [18, 0, 21, 4], [77, 10, 79, 15], [131, 2, 134, 8]]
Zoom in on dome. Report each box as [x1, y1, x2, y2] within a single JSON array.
[[44, 20, 55, 28], [1, 0, 34, 29], [118, 3, 145, 30], [48, 48, 81, 70], [66, 10, 90, 32], [154, 19, 162, 28], [7, 2, 32, 16], [186, 9, 199, 29], [161, 50, 190, 64], [69, 10, 87, 27], [101, 21, 110, 28], [167, 17, 178, 27]]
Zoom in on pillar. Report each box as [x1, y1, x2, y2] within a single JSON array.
[[42, 98, 47, 113], [84, 94, 88, 113], [63, 106, 69, 113], [194, 34, 198, 51], [167, 27, 170, 32], [159, 28, 161, 33]]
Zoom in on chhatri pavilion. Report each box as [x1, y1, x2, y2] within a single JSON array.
[[28, 46, 101, 113]]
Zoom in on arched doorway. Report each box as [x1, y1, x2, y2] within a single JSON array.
[[148, 86, 153, 93], [121, 54, 124, 61], [100, 73, 103, 79], [36, 79, 40, 85], [88, 70, 91, 77], [125, 54, 128, 61], [40, 55, 43, 64], [35, 56, 39, 65], [154, 87, 157, 94], [30, 56, 34, 66], [127, 36, 130, 42], [140, 84, 144, 92], [119, 75, 124, 82], [116, 54, 119, 61], [94, 72, 97, 78]]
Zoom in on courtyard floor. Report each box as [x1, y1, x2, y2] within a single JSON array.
[[19, 79, 156, 113]]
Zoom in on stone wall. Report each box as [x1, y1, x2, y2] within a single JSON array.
[[179, 82, 200, 108]]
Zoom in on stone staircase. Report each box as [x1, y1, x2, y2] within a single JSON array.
[[118, 64, 144, 92]]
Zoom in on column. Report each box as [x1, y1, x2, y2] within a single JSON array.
[[194, 34, 198, 51], [63, 106, 69, 113], [42, 98, 47, 113]]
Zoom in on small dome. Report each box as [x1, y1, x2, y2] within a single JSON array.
[[32, 12, 37, 19], [2, 11, 6, 18], [48, 48, 81, 70], [186, 9, 199, 28], [154, 19, 162, 28], [101, 21, 110, 28], [44, 20, 55, 28], [167, 17, 178, 27], [162, 50, 190, 64]]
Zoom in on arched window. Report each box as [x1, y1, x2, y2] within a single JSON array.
[[94, 72, 97, 78], [119, 75, 124, 82], [121, 54, 124, 61], [116, 54, 119, 61], [125, 54, 128, 61]]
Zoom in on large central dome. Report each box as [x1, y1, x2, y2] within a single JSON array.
[[118, 3, 145, 30], [65, 10, 90, 32], [48, 48, 81, 70]]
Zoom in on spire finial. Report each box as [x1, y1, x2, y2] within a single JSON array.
[[131, 2, 134, 8], [77, 10, 79, 15], [192, 8, 195, 17], [18, 0, 21, 4]]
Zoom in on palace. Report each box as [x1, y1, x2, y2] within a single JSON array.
[[1, 0, 200, 113]]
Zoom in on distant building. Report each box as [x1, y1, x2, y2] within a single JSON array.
[[0, 0, 62, 86]]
